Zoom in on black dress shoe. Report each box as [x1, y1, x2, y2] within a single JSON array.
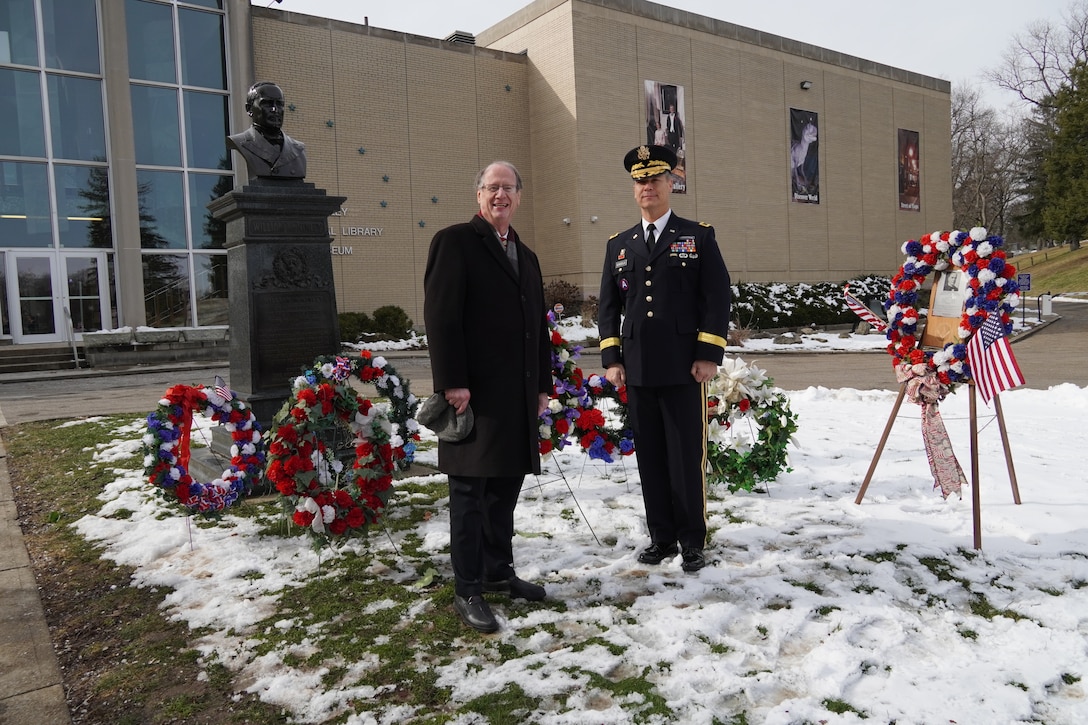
[[483, 576, 547, 601], [637, 542, 679, 564], [681, 548, 707, 573], [453, 595, 499, 633]]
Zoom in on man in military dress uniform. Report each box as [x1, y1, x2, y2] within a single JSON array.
[[597, 144, 731, 572]]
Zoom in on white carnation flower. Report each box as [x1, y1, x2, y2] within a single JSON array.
[[969, 227, 988, 241]]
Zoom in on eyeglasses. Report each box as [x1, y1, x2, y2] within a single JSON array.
[[481, 184, 518, 194]]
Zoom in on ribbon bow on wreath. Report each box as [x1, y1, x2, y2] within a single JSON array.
[[895, 362, 967, 498]]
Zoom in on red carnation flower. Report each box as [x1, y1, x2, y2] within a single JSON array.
[[738, 399, 751, 412], [329, 518, 348, 535], [540, 439, 553, 455], [578, 408, 605, 430], [293, 509, 315, 527], [346, 507, 366, 528], [556, 418, 570, 435]]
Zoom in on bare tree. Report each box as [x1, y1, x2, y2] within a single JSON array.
[[986, 0, 1088, 108], [951, 83, 1024, 239]]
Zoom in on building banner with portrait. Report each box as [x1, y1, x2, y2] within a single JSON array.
[[898, 129, 920, 211], [789, 109, 819, 203], [644, 80, 687, 193]]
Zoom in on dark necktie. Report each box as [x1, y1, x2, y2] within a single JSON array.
[[645, 223, 656, 253]]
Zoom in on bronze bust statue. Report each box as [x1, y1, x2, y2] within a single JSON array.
[[228, 81, 307, 181]]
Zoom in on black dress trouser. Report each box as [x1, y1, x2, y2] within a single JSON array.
[[628, 381, 708, 550], [447, 474, 524, 597]]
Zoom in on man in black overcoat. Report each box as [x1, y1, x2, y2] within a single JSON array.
[[598, 144, 731, 573], [423, 161, 552, 633]]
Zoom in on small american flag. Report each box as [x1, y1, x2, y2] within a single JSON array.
[[843, 285, 887, 332], [214, 375, 233, 402], [966, 313, 1025, 405]]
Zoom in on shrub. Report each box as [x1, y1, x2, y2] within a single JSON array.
[[544, 279, 584, 317], [337, 305, 413, 342], [370, 305, 414, 340], [337, 311, 372, 343], [730, 275, 890, 329]]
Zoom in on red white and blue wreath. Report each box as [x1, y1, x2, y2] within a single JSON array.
[[539, 313, 634, 462], [265, 352, 420, 545], [885, 227, 1021, 391], [143, 382, 264, 514]]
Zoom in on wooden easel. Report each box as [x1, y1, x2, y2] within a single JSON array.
[[854, 382, 1021, 549]]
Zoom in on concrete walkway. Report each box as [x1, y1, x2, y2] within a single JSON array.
[[0, 300, 1083, 722]]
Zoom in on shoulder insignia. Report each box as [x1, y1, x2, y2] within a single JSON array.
[[699, 221, 712, 227], [609, 231, 621, 240]]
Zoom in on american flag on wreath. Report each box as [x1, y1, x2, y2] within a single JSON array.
[[966, 313, 1025, 405], [214, 375, 233, 402], [843, 285, 887, 332]]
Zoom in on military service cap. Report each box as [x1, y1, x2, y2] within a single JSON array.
[[623, 144, 677, 180]]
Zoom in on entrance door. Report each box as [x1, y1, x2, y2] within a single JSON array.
[[6, 251, 110, 343]]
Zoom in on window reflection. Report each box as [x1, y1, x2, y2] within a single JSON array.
[[16, 256, 55, 335], [193, 253, 227, 325], [0, 68, 46, 157], [65, 256, 102, 332], [0, 162, 51, 247], [125, 0, 175, 83], [41, 0, 100, 74], [143, 254, 191, 327], [136, 170, 185, 249], [0, 0, 38, 65], [131, 84, 181, 166], [184, 90, 229, 169], [55, 164, 112, 248], [179, 8, 225, 89], [48, 75, 106, 161], [189, 173, 231, 249]]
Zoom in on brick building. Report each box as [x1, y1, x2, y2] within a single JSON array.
[[0, 0, 949, 344]]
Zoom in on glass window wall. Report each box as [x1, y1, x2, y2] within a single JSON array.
[[184, 90, 228, 169], [188, 172, 230, 249], [125, 0, 175, 83], [0, 67, 46, 157], [47, 74, 105, 161], [193, 252, 226, 325], [142, 253, 191, 327], [136, 169, 185, 249], [55, 163, 111, 248], [0, 161, 51, 247], [0, 0, 38, 65], [41, 0, 99, 74], [179, 7, 225, 89], [131, 84, 181, 166]]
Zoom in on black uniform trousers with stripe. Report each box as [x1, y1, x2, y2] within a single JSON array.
[[628, 380, 708, 551]]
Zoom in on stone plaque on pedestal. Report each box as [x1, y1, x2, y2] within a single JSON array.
[[207, 178, 346, 428]]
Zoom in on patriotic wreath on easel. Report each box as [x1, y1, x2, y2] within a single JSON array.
[[143, 382, 264, 514], [884, 227, 1021, 392]]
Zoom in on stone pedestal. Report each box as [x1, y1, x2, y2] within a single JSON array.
[[208, 179, 346, 428]]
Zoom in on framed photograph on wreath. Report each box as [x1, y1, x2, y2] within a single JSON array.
[[921, 270, 969, 348]]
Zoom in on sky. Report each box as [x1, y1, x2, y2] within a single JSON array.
[[254, 0, 1077, 111], [73, 314, 1088, 724]]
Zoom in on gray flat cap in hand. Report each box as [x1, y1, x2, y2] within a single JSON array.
[[417, 392, 474, 442]]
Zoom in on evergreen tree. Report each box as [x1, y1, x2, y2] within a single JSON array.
[[1040, 62, 1088, 250]]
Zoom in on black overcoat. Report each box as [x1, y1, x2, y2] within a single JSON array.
[[423, 214, 551, 477]]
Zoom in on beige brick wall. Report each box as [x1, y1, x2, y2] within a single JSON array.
[[252, 16, 531, 327], [249, 0, 951, 321]]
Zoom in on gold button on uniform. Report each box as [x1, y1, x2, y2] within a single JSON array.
[[646, 295, 653, 302], [647, 311, 654, 318]]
